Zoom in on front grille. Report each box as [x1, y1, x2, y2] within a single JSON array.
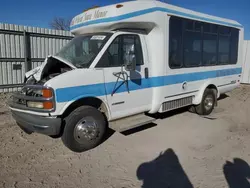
[[162, 96, 193, 112], [13, 97, 26, 105]]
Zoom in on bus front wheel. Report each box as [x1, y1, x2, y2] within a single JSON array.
[[61, 105, 107, 152]]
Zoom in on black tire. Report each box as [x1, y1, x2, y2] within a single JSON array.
[[195, 89, 216, 115], [188, 106, 196, 113], [61, 106, 106, 152]]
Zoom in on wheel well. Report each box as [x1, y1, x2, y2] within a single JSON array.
[[62, 97, 109, 119], [207, 84, 217, 91], [207, 84, 218, 96]]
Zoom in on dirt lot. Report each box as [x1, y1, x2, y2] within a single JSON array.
[[1, 86, 250, 188]]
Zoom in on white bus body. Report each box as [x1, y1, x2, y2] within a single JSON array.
[[9, 1, 243, 152]]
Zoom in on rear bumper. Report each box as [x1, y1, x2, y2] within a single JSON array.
[[11, 110, 62, 136]]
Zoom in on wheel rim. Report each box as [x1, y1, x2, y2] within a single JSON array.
[[74, 116, 99, 143], [204, 95, 214, 111]]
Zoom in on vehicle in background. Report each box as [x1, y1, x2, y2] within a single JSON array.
[[9, 0, 243, 152]]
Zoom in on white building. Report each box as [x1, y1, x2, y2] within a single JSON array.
[[242, 40, 250, 83]]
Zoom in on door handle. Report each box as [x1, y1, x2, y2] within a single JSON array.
[[144, 68, 149, 79]]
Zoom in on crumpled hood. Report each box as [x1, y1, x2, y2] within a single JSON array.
[[25, 55, 77, 82]]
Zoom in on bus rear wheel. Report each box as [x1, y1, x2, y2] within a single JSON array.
[[61, 105, 106, 152], [195, 89, 216, 115]]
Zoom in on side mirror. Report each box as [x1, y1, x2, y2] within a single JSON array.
[[124, 53, 136, 71]]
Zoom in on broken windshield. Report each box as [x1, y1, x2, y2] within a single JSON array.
[[56, 33, 111, 68]]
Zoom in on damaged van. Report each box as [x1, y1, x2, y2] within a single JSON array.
[[9, 0, 243, 152]]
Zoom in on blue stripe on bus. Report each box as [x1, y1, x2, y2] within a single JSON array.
[[55, 68, 242, 103], [70, 7, 242, 30]]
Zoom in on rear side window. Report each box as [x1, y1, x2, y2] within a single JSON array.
[[230, 28, 239, 64], [169, 16, 240, 69]]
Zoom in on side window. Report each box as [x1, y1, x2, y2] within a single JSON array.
[[169, 17, 183, 68], [230, 28, 239, 64], [122, 35, 144, 66], [183, 20, 202, 67], [203, 34, 217, 65], [218, 26, 231, 65], [203, 23, 218, 66], [169, 16, 240, 69], [218, 35, 230, 65], [107, 37, 120, 67], [96, 35, 143, 68], [96, 37, 121, 68]]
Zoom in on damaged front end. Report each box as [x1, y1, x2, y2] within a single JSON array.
[[8, 56, 75, 136], [10, 84, 62, 135], [9, 56, 75, 113], [25, 55, 75, 85]]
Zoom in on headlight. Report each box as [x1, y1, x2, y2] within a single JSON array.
[[27, 101, 54, 110], [26, 87, 54, 110], [32, 89, 43, 96], [32, 88, 52, 98], [27, 101, 44, 109]]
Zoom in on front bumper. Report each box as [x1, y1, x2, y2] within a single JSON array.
[[11, 110, 62, 136]]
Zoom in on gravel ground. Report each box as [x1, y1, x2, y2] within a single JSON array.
[[1, 86, 250, 188]]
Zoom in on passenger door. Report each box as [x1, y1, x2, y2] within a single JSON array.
[[96, 34, 151, 120]]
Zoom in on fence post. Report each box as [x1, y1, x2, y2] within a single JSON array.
[[23, 30, 31, 72]]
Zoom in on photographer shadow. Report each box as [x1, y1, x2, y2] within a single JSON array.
[[223, 158, 250, 188], [137, 148, 193, 188]]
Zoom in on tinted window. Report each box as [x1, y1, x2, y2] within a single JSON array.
[[169, 17, 183, 68], [218, 36, 230, 64], [194, 21, 202, 31], [96, 35, 143, 68], [230, 28, 239, 64], [186, 19, 194, 30], [184, 31, 202, 67], [219, 26, 231, 35], [185, 20, 201, 32], [203, 23, 218, 34], [169, 16, 239, 69], [203, 34, 217, 65]]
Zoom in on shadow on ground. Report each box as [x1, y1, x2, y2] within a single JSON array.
[[137, 148, 193, 188], [121, 123, 157, 136], [223, 158, 250, 188], [102, 128, 115, 143], [149, 107, 189, 120], [119, 94, 230, 136], [218, 93, 229, 101]]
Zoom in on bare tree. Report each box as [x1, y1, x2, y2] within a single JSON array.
[[49, 17, 71, 31]]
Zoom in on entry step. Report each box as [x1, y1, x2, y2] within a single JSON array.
[[109, 113, 156, 132]]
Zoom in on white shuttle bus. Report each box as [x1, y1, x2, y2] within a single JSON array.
[[9, 1, 243, 152]]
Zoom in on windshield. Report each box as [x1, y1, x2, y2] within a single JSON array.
[[56, 33, 111, 68]]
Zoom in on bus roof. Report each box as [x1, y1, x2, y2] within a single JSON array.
[[70, 0, 242, 35]]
